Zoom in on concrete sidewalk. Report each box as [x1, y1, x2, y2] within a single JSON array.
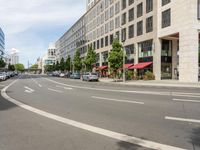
[[99, 78, 200, 88]]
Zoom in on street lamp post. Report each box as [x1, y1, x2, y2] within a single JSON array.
[[122, 45, 126, 83]]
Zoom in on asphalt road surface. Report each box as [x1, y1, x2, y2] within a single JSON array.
[[0, 74, 200, 150]]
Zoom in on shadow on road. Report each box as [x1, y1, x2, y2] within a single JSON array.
[[0, 95, 17, 111], [116, 141, 152, 150], [190, 127, 200, 149]]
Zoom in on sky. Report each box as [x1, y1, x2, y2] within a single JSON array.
[[0, 0, 86, 68]]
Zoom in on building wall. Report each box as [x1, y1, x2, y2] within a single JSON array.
[[0, 28, 5, 57], [55, 0, 200, 82]]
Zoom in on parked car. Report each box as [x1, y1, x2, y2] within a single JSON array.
[[70, 73, 81, 79], [82, 72, 99, 82], [0, 73, 7, 81], [59, 73, 65, 78]]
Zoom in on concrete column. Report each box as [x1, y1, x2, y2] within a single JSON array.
[[134, 43, 139, 73], [99, 52, 102, 66], [179, 30, 199, 82], [172, 40, 178, 80], [154, 39, 161, 80]]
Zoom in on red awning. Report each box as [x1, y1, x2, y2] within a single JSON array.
[[124, 64, 134, 69], [97, 66, 108, 70], [129, 62, 153, 69]]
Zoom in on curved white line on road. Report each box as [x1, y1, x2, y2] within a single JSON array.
[[1, 79, 186, 150], [48, 88, 63, 93]]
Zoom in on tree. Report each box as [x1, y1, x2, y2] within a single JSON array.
[[108, 39, 123, 78], [8, 63, 15, 71], [0, 58, 6, 68], [52, 63, 56, 71], [84, 46, 96, 72], [73, 50, 82, 72], [65, 55, 71, 71], [55, 61, 60, 71], [60, 57, 65, 72], [15, 63, 25, 72], [30, 64, 38, 71], [44, 65, 53, 72]]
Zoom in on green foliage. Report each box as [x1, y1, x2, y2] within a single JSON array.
[[143, 71, 155, 80], [30, 64, 38, 71], [65, 55, 71, 71], [55, 61, 60, 71], [108, 39, 123, 77], [60, 57, 65, 71], [15, 63, 25, 72], [84, 46, 96, 72], [44, 65, 53, 72], [0, 58, 6, 68], [8, 63, 15, 71], [52, 63, 56, 71], [73, 50, 82, 71]]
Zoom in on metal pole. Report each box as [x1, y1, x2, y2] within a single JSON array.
[[123, 45, 125, 83]]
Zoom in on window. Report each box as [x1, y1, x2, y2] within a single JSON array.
[[110, 20, 114, 31], [128, 25, 134, 39], [115, 1, 120, 14], [137, 3, 143, 18], [198, 0, 200, 19], [162, 0, 170, 6], [110, 34, 114, 44], [162, 9, 171, 28], [138, 39, 153, 58], [129, 0, 134, 6], [105, 36, 109, 46], [122, 0, 126, 10], [105, 23, 109, 33], [110, 6, 114, 18], [146, 16, 153, 33], [115, 16, 120, 28], [105, 9, 109, 21], [137, 21, 143, 36], [121, 13, 127, 25], [121, 28, 126, 42], [101, 38, 104, 48], [115, 31, 120, 40], [146, 0, 153, 13], [129, 8, 134, 22]]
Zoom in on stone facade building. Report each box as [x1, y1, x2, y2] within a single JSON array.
[[55, 0, 200, 82]]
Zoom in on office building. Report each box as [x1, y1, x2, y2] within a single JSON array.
[[10, 48, 19, 65], [0, 28, 5, 57], [55, 0, 200, 82]]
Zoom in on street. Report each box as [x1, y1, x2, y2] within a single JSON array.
[[0, 74, 200, 150]]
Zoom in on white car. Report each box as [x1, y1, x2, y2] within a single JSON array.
[[0, 73, 6, 81], [59, 73, 65, 78], [82, 72, 99, 82]]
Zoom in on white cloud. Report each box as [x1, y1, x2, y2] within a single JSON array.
[[0, 0, 85, 67]]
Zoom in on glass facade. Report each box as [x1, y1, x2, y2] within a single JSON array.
[[0, 28, 5, 56]]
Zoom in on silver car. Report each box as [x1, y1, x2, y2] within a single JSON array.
[[82, 72, 99, 82]]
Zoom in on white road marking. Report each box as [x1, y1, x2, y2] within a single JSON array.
[[173, 98, 200, 103], [56, 85, 73, 90], [172, 94, 200, 98], [45, 78, 171, 96], [48, 88, 63, 93], [0, 84, 5, 87], [24, 86, 34, 92], [31, 78, 42, 88], [165, 116, 200, 124], [25, 90, 32, 93], [1, 79, 186, 150], [92, 96, 144, 105], [172, 92, 200, 96]]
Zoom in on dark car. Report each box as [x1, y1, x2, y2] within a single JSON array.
[[70, 73, 81, 79]]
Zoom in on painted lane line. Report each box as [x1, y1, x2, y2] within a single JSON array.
[[45, 78, 171, 96], [172, 92, 200, 96], [165, 116, 200, 124], [172, 94, 200, 98], [48, 88, 63, 93], [38, 84, 42, 87], [24, 86, 34, 92], [173, 98, 200, 103], [56, 85, 73, 90], [92, 96, 144, 105], [25, 90, 32, 93], [31, 78, 42, 88], [1, 79, 186, 150]]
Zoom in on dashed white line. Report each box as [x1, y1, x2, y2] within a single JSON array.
[[56, 85, 73, 90], [92, 96, 144, 105], [38, 84, 42, 87], [48, 88, 63, 93], [172, 94, 200, 98], [1, 79, 186, 150], [24, 86, 34, 92], [173, 98, 200, 103], [165, 116, 200, 124]]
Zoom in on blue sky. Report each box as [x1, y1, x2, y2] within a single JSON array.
[[0, 0, 85, 67]]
